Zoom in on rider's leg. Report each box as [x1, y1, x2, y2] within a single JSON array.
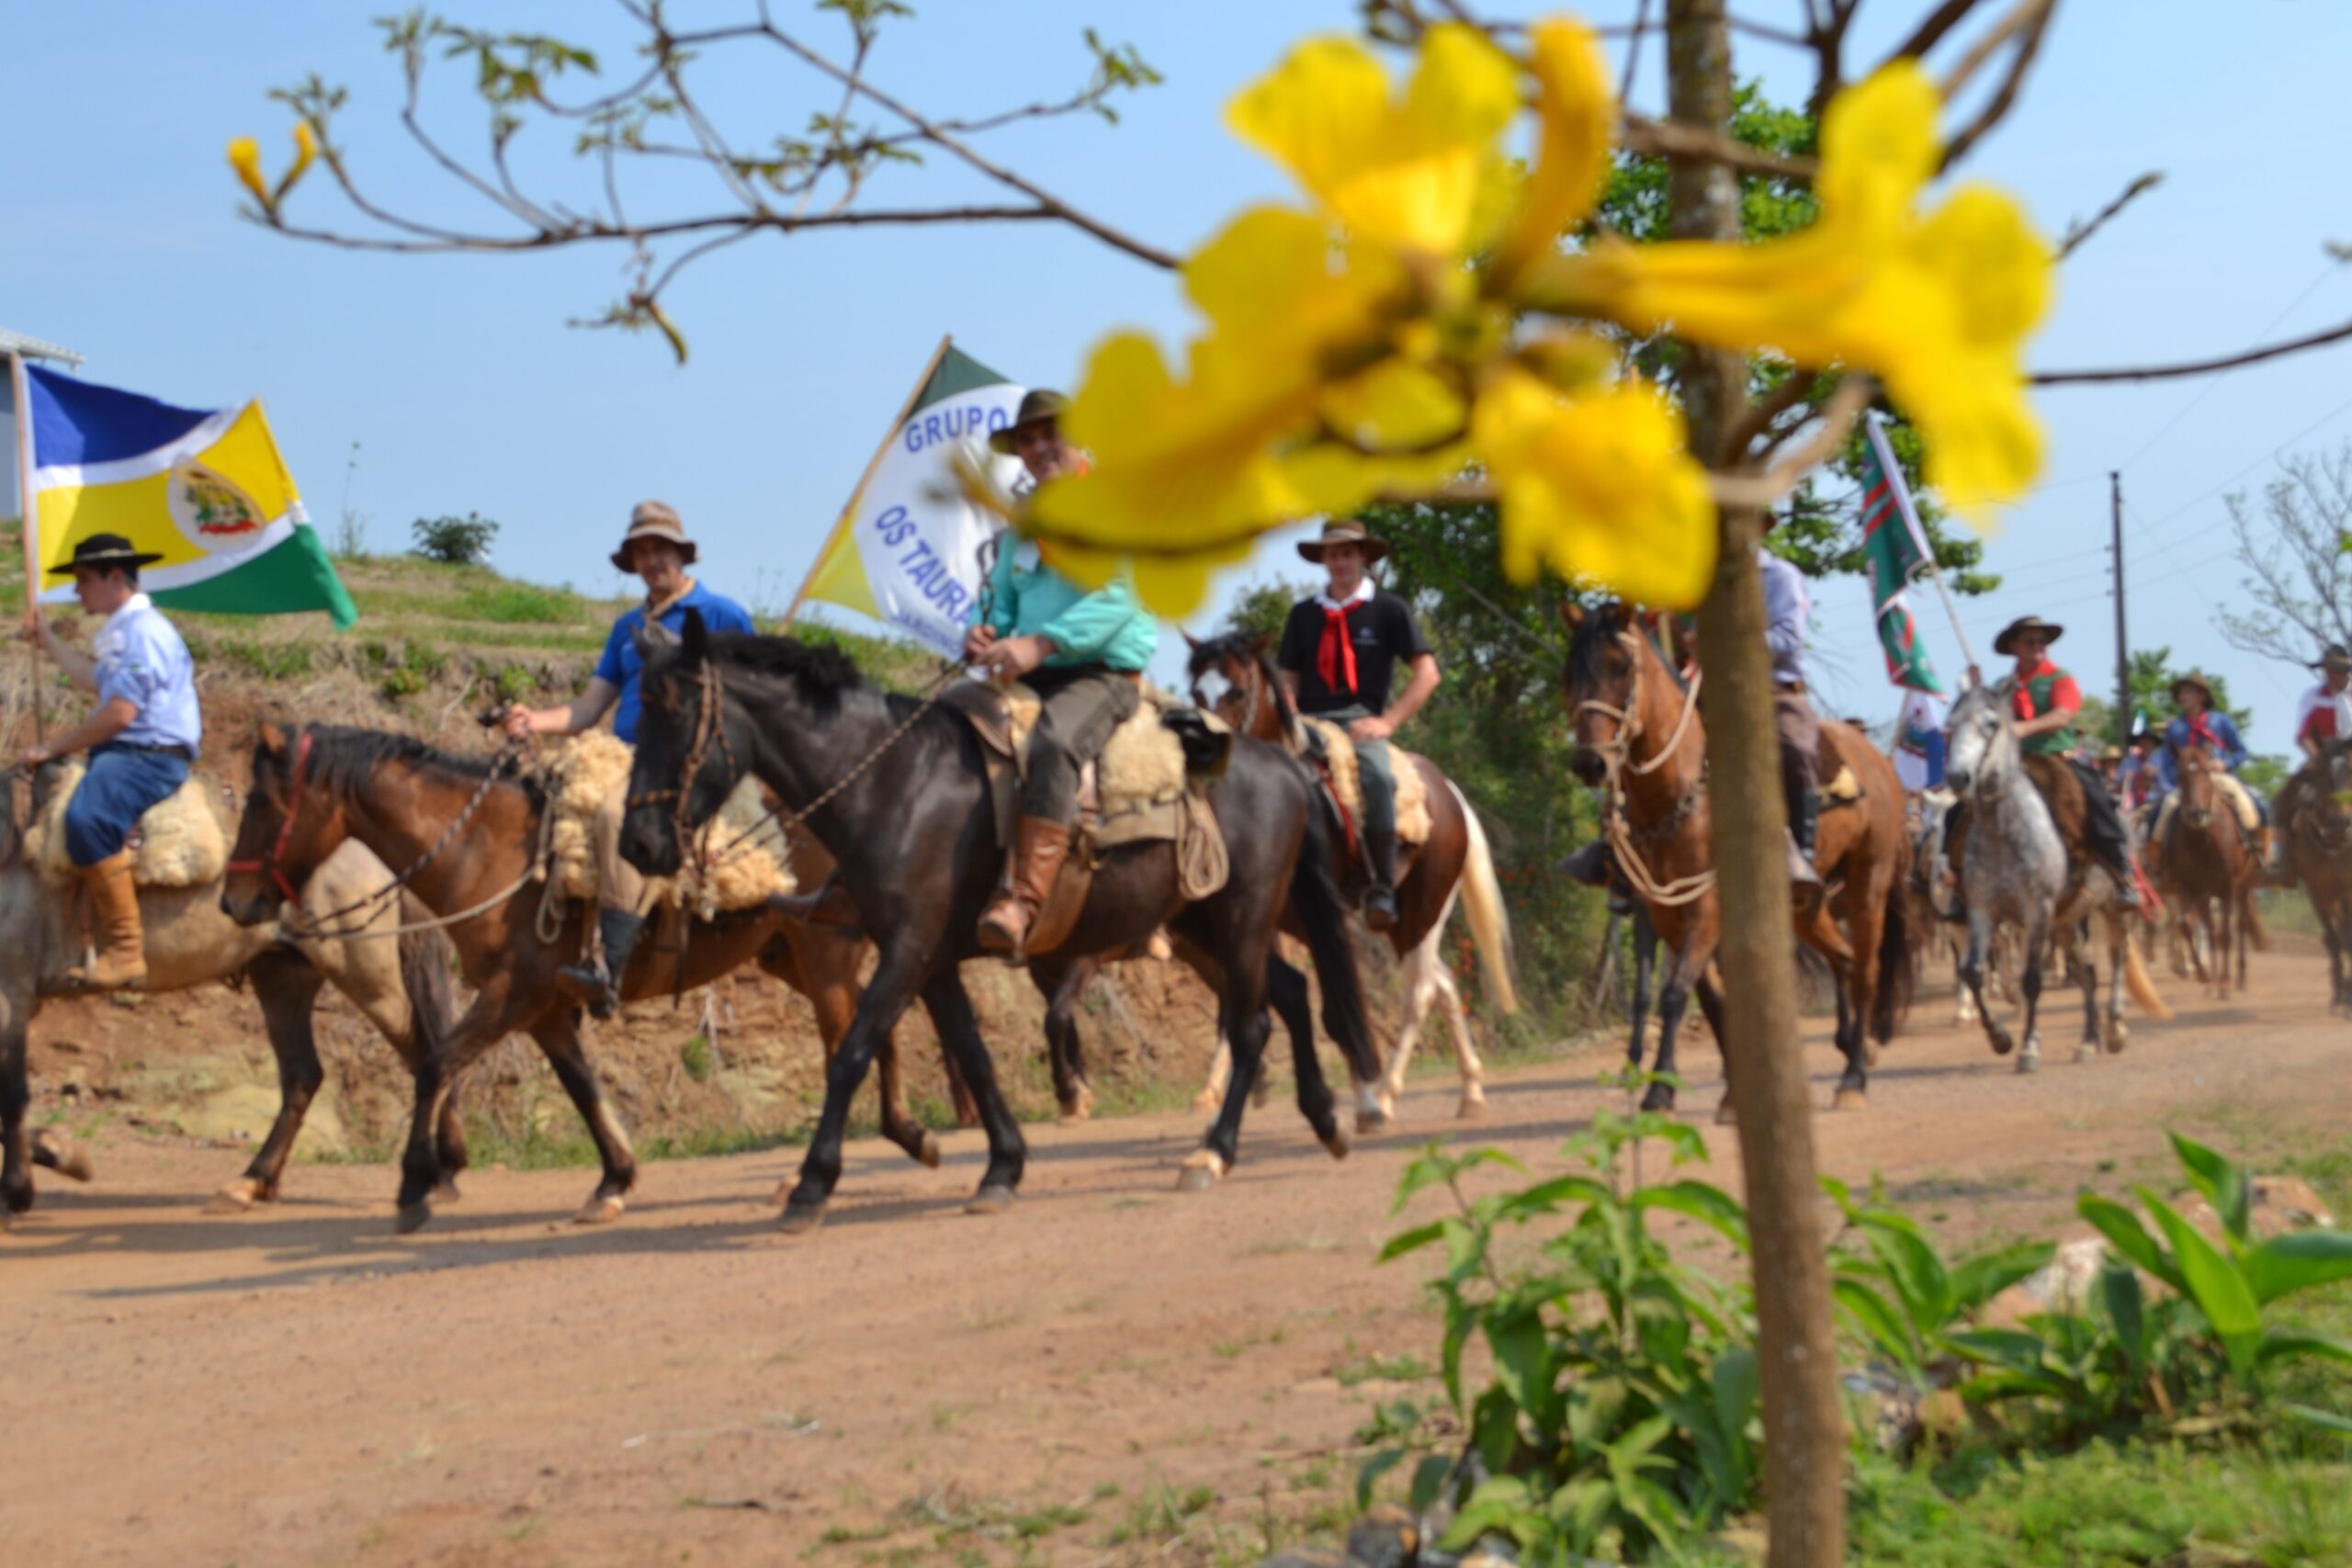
[[1774, 688, 1824, 902], [1558, 839, 1613, 886], [556, 787, 649, 1018], [978, 669, 1139, 953], [1343, 712, 1403, 931], [62, 746, 187, 989], [2069, 758, 2143, 911]]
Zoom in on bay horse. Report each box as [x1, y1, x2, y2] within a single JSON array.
[[220, 722, 941, 1232], [1560, 601, 1913, 1115], [618, 616, 1377, 1233], [2281, 740, 2352, 1012], [2158, 744, 2265, 999], [2, 760, 457, 1224], [1182, 630, 1518, 1120]]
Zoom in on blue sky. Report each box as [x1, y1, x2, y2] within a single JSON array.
[[6, 2, 2350, 750]]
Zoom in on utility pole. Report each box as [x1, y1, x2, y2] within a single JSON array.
[[2111, 470, 2130, 743]]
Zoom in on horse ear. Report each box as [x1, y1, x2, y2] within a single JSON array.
[[1560, 599, 1583, 632], [681, 604, 708, 661], [1608, 601, 1635, 631], [257, 720, 287, 758], [1181, 627, 1201, 649]]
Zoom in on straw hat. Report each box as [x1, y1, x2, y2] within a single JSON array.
[[1296, 519, 1392, 565], [2171, 669, 2216, 705], [988, 389, 1069, 455], [1992, 615, 2064, 656], [610, 500, 698, 573]]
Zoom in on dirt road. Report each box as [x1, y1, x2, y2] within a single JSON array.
[[6, 947, 2347, 1567]]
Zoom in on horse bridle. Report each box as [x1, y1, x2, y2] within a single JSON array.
[[626, 657, 738, 861], [226, 728, 316, 904], [1575, 627, 1713, 907]]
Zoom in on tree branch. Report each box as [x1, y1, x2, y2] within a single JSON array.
[[2034, 310, 2352, 386], [2056, 171, 2162, 260], [1938, 0, 2057, 171], [1620, 113, 1820, 180], [254, 204, 1069, 255]]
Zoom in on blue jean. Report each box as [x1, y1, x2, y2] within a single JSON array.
[[64, 745, 190, 866], [1317, 705, 1396, 848]]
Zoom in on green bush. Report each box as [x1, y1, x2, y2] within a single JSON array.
[[411, 512, 499, 566]]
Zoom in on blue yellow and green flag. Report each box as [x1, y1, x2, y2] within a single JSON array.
[[19, 361, 356, 627], [1860, 411, 1942, 695]]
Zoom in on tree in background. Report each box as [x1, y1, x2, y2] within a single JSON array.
[[412, 513, 499, 566], [2218, 443, 2352, 667]]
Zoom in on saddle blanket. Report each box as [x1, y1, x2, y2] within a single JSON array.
[[999, 681, 1216, 821], [548, 732, 796, 913], [25, 761, 226, 890], [1298, 717, 1432, 846]]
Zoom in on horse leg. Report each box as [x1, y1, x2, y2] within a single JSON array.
[[526, 1014, 638, 1224], [1646, 932, 1713, 1116], [0, 984, 31, 1223], [210, 950, 329, 1213], [391, 987, 525, 1232], [1033, 956, 1095, 1123], [435, 1079, 470, 1199], [1434, 964, 1485, 1120], [1628, 908, 1657, 1067], [918, 971, 1026, 1215], [2015, 926, 2046, 1076], [2102, 913, 2131, 1055], [1961, 910, 2010, 1056], [779, 944, 931, 1234], [1376, 929, 1440, 1119], [1188, 985, 1279, 1190], [1271, 953, 1343, 1154], [1193, 1038, 1233, 1114], [2068, 924, 2099, 1064]]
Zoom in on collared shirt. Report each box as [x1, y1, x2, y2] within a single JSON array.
[[2296, 682, 2352, 747], [2009, 656, 2082, 757], [1758, 547, 1809, 687], [2157, 709, 2248, 792], [93, 592, 200, 754], [974, 537, 1157, 672], [594, 579, 755, 744], [1277, 580, 1431, 716]]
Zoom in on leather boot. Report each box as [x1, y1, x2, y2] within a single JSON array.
[[68, 852, 147, 990], [1363, 825, 1401, 932], [555, 907, 644, 1021], [1787, 788, 1825, 908], [978, 818, 1071, 954], [1556, 839, 1613, 887]]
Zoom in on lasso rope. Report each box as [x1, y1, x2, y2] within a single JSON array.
[[1577, 631, 1717, 908]]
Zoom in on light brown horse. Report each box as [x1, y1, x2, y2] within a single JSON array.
[[2158, 744, 2264, 998], [2281, 740, 2352, 1012], [1561, 602, 1913, 1115], [220, 722, 935, 1233], [1183, 630, 1518, 1121]]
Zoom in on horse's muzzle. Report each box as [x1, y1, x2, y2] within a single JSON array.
[[618, 807, 682, 877], [1569, 748, 1606, 788], [220, 888, 274, 928]]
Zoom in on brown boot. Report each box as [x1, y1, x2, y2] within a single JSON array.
[[978, 818, 1071, 954], [68, 852, 147, 990]]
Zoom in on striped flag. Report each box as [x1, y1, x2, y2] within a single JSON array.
[[1859, 411, 1943, 694], [21, 362, 355, 626]]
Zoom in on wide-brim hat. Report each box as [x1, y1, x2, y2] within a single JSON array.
[[1297, 518, 1392, 566], [2312, 644, 2352, 673], [610, 500, 699, 573], [2171, 670, 2216, 705], [47, 532, 164, 577], [1993, 615, 2064, 656], [988, 389, 1069, 455]]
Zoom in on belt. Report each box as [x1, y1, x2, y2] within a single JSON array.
[[103, 741, 195, 761]]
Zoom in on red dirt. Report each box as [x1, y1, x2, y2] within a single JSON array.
[[6, 945, 2350, 1566]]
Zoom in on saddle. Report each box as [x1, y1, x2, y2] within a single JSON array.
[[1295, 719, 1433, 858], [543, 732, 796, 918], [940, 680, 1233, 955], [18, 760, 227, 890]]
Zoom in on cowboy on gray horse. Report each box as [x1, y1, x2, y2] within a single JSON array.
[[16, 533, 201, 989]]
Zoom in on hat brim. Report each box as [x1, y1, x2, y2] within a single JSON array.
[[612, 536, 700, 573], [2313, 659, 2352, 672], [1298, 536, 1392, 566], [2171, 677, 2213, 701], [1994, 620, 2064, 656], [48, 550, 164, 577], [989, 414, 1057, 456]]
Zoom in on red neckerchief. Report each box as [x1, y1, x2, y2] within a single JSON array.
[[1317, 601, 1360, 697], [2010, 656, 2056, 720], [2185, 709, 2219, 750]]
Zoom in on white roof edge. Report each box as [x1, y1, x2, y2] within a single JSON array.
[[0, 329, 85, 367]]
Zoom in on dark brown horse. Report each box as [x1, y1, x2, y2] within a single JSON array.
[[220, 723, 939, 1231], [1561, 602, 1913, 1114], [1183, 630, 1518, 1120], [2160, 743, 2264, 998], [2282, 740, 2352, 1012]]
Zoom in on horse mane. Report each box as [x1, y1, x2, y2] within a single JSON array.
[[1187, 628, 1303, 744], [1562, 603, 1621, 694], [292, 724, 545, 808], [698, 632, 865, 716]]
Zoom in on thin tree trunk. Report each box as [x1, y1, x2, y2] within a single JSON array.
[[1664, 2, 1848, 1563]]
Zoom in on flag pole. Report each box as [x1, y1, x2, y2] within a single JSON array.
[[1864, 410, 1980, 679], [780, 333, 956, 629], [9, 351, 43, 741]]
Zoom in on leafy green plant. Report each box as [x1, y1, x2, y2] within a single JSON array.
[[411, 512, 498, 566], [1826, 1176, 2054, 1380], [1367, 1087, 1761, 1563]]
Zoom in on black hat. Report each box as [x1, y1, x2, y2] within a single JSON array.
[[1993, 615, 2064, 656], [989, 389, 1069, 455], [47, 533, 165, 577]]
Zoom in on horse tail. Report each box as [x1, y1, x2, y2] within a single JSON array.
[[1290, 779, 1380, 1088], [395, 894, 460, 1065], [2122, 920, 2174, 1021], [1871, 855, 1916, 1044], [1451, 781, 1520, 1016], [2243, 889, 2272, 953]]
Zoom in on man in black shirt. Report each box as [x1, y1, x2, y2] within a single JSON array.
[[1277, 520, 1442, 930]]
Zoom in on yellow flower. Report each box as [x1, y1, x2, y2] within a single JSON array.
[[1534, 62, 2052, 519], [277, 121, 319, 200], [1489, 18, 1612, 292], [1227, 24, 1519, 258], [1475, 367, 1717, 608], [228, 137, 270, 209]]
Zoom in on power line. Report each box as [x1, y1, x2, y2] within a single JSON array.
[[2116, 259, 2344, 474]]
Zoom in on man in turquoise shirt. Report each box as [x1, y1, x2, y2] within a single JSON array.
[[965, 389, 1158, 953]]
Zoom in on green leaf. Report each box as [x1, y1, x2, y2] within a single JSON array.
[[2255, 1332, 2352, 1370], [2287, 1402, 2352, 1436], [1711, 1347, 1760, 1438], [1486, 1305, 1558, 1429], [1499, 1174, 1612, 1221], [1945, 1327, 2052, 1371], [1950, 1240, 2057, 1314], [1379, 1222, 1448, 1262], [2078, 1192, 2187, 1292], [1860, 1215, 1954, 1330], [1632, 1180, 1751, 1249], [2143, 1189, 2263, 1379], [2168, 1131, 2253, 1243], [1409, 1454, 1454, 1515], [2243, 1229, 2352, 1305], [1833, 1278, 1917, 1366], [2098, 1260, 2148, 1365], [1356, 1449, 1407, 1512]]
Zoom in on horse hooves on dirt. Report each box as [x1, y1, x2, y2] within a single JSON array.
[[206, 1179, 264, 1215], [1640, 1084, 1678, 1114], [916, 1132, 943, 1170], [1320, 1127, 1351, 1162], [1831, 1086, 1867, 1111], [574, 1194, 627, 1226], [36, 1134, 94, 1183], [1987, 1032, 2015, 1057], [2016, 1053, 2041, 1077], [394, 1201, 433, 1235], [964, 1185, 1016, 1217], [777, 1201, 827, 1237], [2074, 1043, 2099, 1065], [1456, 1095, 1487, 1121], [433, 1179, 463, 1203], [1353, 1105, 1392, 1134], [1175, 1150, 1228, 1193]]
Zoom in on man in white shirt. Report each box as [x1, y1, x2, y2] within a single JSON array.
[[2274, 645, 2352, 882]]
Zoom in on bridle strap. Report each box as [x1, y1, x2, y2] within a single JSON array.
[[226, 728, 314, 905]]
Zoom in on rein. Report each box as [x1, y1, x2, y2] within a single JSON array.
[[1578, 630, 1714, 908]]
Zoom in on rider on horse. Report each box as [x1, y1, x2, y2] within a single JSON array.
[[15, 534, 201, 989], [1758, 533, 1828, 903], [1275, 519, 1441, 931], [2152, 670, 2266, 866], [2274, 646, 2352, 882], [964, 389, 1159, 955], [1985, 615, 2144, 911], [500, 502, 755, 1016]]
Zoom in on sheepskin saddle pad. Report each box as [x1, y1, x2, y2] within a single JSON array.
[[26, 761, 227, 890], [546, 731, 795, 914], [998, 681, 1225, 821], [1298, 718, 1432, 846]]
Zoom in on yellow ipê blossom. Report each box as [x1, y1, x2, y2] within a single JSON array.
[[280, 121, 319, 200], [1489, 18, 1612, 293], [1476, 367, 1717, 608], [1533, 62, 2051, 519], [228, 138, 270, 209]]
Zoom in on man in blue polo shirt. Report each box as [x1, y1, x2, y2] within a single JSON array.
[[502, 501, 753, 1014], [17, 533, 202, 989]]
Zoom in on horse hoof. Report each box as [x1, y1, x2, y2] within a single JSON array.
[[1175, 1150, 1227, 1193], [777, 1201, 826, 1236], [1354, 1105, 1391, 1134], [37, 1134, 94, 1183], [434, 1178, 463, 1202], [1831, 1087, 1867, 1111], [1713, 1100, 1737, 1128], [964, 1184, 1016, 1217], [2106, 1024, 2129, 1055], [1455, 1095, 1487, 1121], [206, 1178, 264, 1215], [1988, 1032, 2014, 1057], [1640, 1084, 1678, 1113], [917, 1131, 943, 1170], [394, 1201, 433, 1235], [2074, 1044, 2098, 1065], [2016, 1054, 2041, 1077], [574, 1194, 627, 1226], [1320, 1126, 1351, 1162], [766, 1177, 795, 1209]]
